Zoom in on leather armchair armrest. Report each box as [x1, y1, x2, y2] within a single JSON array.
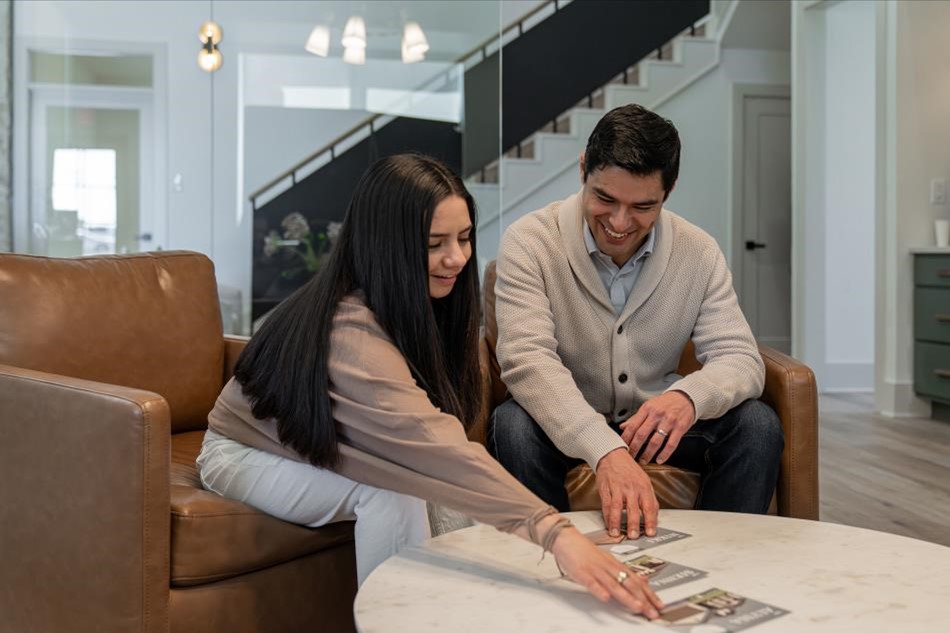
[[223, 334, 249, 382], [758, 345, 820, 520], [0, 363, 171, 633]]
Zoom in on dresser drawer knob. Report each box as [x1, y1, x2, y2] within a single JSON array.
[[935, 369, 950, 379], [939, 269, 950, 278], [936, 314, 950, 322]]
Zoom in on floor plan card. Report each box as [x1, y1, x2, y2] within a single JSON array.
[[649, 588, 789, 632], [622, 555, 707, 590], [583, 526, 691, 551]]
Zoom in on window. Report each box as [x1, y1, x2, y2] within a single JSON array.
[[51, 148, 118, 254]]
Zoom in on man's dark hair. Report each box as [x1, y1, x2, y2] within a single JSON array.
[[583, 104, 681, 195], [234, 153, 482, 469]]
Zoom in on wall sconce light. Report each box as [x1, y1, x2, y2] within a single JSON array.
[[198, 20, 223, 72], [401, 21, 428, 64], [305, 25, 330, 57]]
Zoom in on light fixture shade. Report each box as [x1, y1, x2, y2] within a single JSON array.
[[305, 25, 330, 57], [341, 16, 366, 49], [198, 20, 223, 45], [342, 45, 366, 65], [401, 42, 425, 64], [198, 47, 223, 72], [402, 21, 429, 60]]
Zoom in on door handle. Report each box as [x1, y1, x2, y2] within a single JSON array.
[[745, 240, 767, 250]]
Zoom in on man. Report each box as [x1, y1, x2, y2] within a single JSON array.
[[489, 104, 783, 540]]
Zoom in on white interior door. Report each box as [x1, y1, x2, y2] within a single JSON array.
[[29, 85, 157, 256], [739, 95, 791, 354]]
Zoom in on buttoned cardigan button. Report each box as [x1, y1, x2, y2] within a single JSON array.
[[618, 373, 628, 384]]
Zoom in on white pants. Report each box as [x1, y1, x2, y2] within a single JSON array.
[[196, 429, 431, 586]]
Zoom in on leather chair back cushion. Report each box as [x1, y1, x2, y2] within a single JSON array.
[[566, 464, 700, 511], [0, 251, 224, 432]]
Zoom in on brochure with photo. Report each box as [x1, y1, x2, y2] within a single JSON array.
[[648, 588, 789, 632], [583, 526, 691, 552], [622, 555, 707, 590]]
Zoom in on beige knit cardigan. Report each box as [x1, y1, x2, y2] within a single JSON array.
[[495, 190, 765, 470]]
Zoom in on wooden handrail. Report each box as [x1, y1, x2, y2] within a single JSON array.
[[249, 0, 558, 207]]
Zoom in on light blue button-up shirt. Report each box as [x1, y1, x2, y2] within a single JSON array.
[[583, 222, 656, 315]]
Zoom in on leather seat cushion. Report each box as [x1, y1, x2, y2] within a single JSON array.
[[169, 431, 355, 587]]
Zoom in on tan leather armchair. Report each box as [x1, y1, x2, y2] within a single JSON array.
[[475, 261, 819, 520], [0, 252, 358, 633]]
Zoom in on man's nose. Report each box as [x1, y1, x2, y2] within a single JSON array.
[[609, 208, 631, 231]]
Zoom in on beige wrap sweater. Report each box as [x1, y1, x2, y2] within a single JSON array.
[[495, 191, 765, 471], [207, 295, 550, 533]]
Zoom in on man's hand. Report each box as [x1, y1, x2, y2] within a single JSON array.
[[621, 391, 696, 466], [595, 448, 659, 539]]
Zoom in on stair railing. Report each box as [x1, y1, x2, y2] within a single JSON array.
[[248, 0, 565, 212]]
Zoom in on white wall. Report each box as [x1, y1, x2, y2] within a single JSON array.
[[794, 0, 877, 393], [244, 107, 370, 197], [822, 0, 876, 391], [664, 47, 790, 266]]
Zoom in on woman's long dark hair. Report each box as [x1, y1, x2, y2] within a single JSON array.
[[234, 154, 482, 468]]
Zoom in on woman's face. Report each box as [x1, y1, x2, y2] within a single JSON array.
[[427, 195, 473, 299]]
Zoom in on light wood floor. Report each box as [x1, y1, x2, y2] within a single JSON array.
[[819, 392, 950, 546]]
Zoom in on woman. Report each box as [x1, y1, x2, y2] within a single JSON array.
[[197, 154, 662, 617]]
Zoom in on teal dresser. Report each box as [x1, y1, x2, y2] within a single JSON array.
[[914, 251, 950, 420]]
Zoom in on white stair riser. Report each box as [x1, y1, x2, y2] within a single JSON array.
[[606, 40, 718, 109]]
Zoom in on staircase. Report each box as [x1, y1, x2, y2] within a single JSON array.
[[471, 11, 733, 263], [249, 0, 717, 321]]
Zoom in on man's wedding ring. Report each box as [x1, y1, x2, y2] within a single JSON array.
[[616, 570, 629, 585], [656, 428, 669, 438]]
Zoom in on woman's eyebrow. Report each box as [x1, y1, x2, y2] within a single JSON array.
[[430, 224, 473, 238]]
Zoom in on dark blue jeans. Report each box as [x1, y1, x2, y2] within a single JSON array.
[[488, 398, 784, 514]]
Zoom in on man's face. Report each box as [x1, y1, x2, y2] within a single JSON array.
[[580, 162, 667, 268]]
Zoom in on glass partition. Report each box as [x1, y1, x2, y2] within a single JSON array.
[[11, 0, 524, 334], [213, 0, 503, 329]]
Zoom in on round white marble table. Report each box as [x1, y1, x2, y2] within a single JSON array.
[[355, 510, 950, 632]]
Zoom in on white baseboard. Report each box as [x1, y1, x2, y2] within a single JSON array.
[[875, 380, 931, 418]]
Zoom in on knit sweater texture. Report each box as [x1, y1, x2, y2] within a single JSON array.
[[495, 190, 765, 470]]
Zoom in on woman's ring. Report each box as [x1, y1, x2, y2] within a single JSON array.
[[656, 428, 669, 438], [616, 570, 629, 585]]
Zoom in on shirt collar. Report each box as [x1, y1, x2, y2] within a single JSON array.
[[583, 221, 657, 265]]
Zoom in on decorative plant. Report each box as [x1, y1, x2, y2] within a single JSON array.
[[263, 212, 342, 279]]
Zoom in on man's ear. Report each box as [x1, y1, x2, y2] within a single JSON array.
[[579, 152, 586, 183]]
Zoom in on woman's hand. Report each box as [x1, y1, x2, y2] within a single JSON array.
[[550, 525, 663, 618]]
